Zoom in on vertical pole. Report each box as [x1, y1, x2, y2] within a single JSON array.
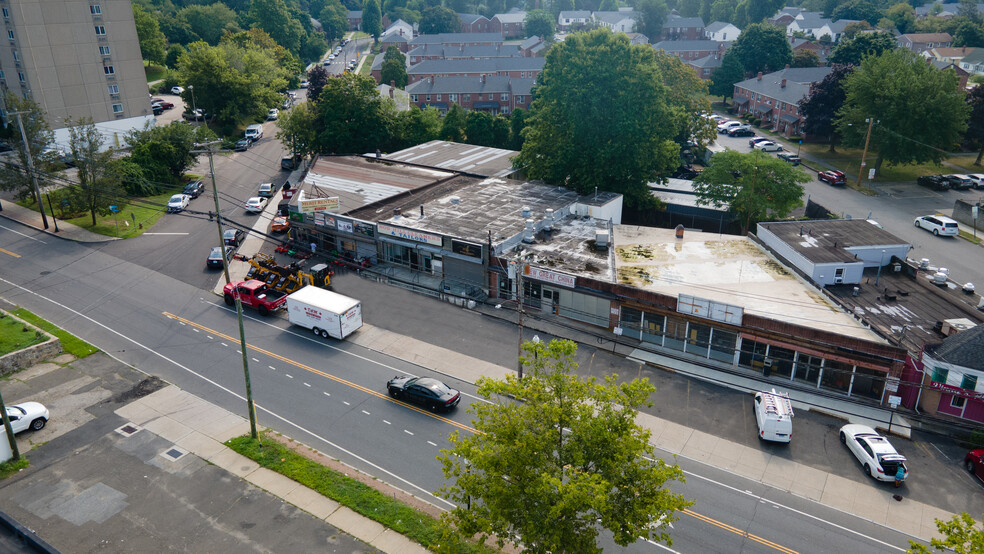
[[45, 193, 58, 232], [517, 261, 524, 380], [856, 118, 874, 189], [0, 385, 20, 461], [15, 112, 48, 229]]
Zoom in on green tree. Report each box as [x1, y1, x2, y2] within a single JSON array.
[[800, 64, 854, 152], [362, 0, 383, 40], [710, 0, 739, 23], [126, 122, 215, 184], [635, 0, 669, 41], [314, 73, 395, 153], [159, 14, 198, 45], [828, 31, 896, 65], [962, 84, 984, 164], [419, 5, 460, 34], [884, 2, 916, 34], [394, 106, 441, 149], [464, 111, 495, 145], [959, 0, 982, 24], [133, 5, 167, 64], [437, 339, 691, 554], [66, 118, 120, 226], [708, 50, 745, 103], [954, 20, 984, 47], [835, 48, 970, 171], [380, 46, 408, 88], [831, 0, 883, 25], [165, 44, 186, 69], [179, 3, 241, 45], [491, 115, 510, 148], [653, 50, 715, 148], [792, 49, 820, 67], [599, 0, 619, 10], [249, 0, 304, 54], [301, 31, 330, 64], [107, 158, 154, 196], [509, 107, 528, 150], [0, 93, 56, 203], [440, 103, 467, 142], [842, 21, 872, 39], [306, 66, 330, 102], [514, 29, 680, 207], [909, 512, 984, 554], [551, 0, 575, 17], [738, 0, 785, 24], [730, 23, 792, 74], [525, 9, 555, 39], [320, 0, 351, 41], [693, 150, 808, 234], [276, 101, 318, 161]]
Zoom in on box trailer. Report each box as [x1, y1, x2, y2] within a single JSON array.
[[286, 286, 363, 340]]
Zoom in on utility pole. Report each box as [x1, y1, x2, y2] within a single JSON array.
[[516, 260, 525, 380], [856, 118, 875, 189], [195, 141, 258, 440], [13, 111, 48, 229], [0, 385, 20, 462]]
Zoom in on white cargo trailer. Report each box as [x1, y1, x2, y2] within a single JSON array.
[[286, 286, 363, 340]]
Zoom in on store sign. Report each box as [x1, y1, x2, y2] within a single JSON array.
[[337, 219, 353, 233], [377, 222, 442, 246], [451, 239, 482, 258], [314, 212, 332, 227], [354, 221, 375, 238], [298, 196, 339, 213], [929, 380, 984, 400], [524, 266, 575, 288]]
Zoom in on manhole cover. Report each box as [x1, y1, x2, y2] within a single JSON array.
[[161, 447, 188, 461], [114, 423, 142, 437]]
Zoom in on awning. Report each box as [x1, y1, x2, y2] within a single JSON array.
[[473, 101, 500, 108], [422, 102, 448, 109], [752, 104, 773, 115], [733, 96, 749, 105], [779, 113, 801, 124]]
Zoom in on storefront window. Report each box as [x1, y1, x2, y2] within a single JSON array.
[[686, 322, 711, 357], [709, 329, 737, 363], [794, 354, 823, 387], [851, 367, 886, 401], [641, 312, 664, 345], [767, 346, 795, 379], [664, 316, 687, 351], [819, 360, 852, 394], [620, 307, 643, 340], [523, 281, 541, 309], [738, 339, 768, 372]]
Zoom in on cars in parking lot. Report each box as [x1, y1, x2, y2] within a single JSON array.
[[257, 183, 275, 198], [300, 80, 309, 88], [749, 137, 770, 148], [167, 194, 190, 213], [966, 174, 984, 188], [717, 120, 742, 133], [839, 424, 908, 483], [917, 174, 949, 191], [966, 449, 984, 483], [272, 216, 290, 233], [223, 228, 246, 246], [6, 401, 49, 433], [754, 141, 783, 152], [386, 375, 461, 412], [153, 104, 164, 116], [818, 170, 846, 185], [267, 108, 279, 120], [171, 86, 184, 95], [728, 126, 754, 137], [151, 99, 174, 109], [206, 245, 235, 269], [244, 197, 268, 213], [777, 152, 801, 165], [914, 214, 959, 236], [944, 174, 974, 190], [183, 180, 205, 198]]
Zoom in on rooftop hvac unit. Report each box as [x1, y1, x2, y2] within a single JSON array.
[[544, 208, 554, 231], [522, 219, 535, 243], [932, 272, 948, 285], [834, 276, 843, 284], [521, 205, 531, 218], [919, 258, 930, 270], [595, 229, 610, 248]]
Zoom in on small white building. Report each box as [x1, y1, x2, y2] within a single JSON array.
[[704, 21, 740, 42]]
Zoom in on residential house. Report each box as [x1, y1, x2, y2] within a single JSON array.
[[898, 32, 953, 53], [407, 57, 545, 84], [914, 3, 961, 18], [385, 19, 414, 39], [459, 13, 493, 33], [406, 75, 535, 115], [492, 11, 526, 39], [769, 7, 805, 27], [379, 32, 411, 53], [927, 46, 977, 65], [959, 48, 984, 76], [929, 59, 970, 88], [915, 323, 984, 423], [704, 21, 740, 42], [347, 10, 362, 31], [558, 10, 591, 31], [785, 12, 828, 38], [624, 32, 650, 45], [519, 35, 548, 56], [662, 14, 705, 40], [686, 53, 723, 80], [732, 66, 834, 137], [594, 10, 639, 34], [814, 19, 860, 43], [405, 44, 522, 65], [790, 36, 832, 62], [652, 40, 728, 62], [409, 33, 504, 48]]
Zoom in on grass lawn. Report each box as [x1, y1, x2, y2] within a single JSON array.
[[359, 54, 374, 74], [0, 458, 29, 479], [227, 433, 493, 553], [0, 313, 47, 356], [144, 64, 167, 83], [12, 308, 98, 358], [18, 190, 176, 239], [944, 153, 984, 173], [793, 142, 949, 182]]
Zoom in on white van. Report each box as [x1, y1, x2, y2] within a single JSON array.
[[245, 124, 263, 142], [754, 389, 794, 443]]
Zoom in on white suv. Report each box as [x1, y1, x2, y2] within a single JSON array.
[[914, 214, 959, 236]]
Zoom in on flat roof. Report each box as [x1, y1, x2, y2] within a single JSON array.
[[516, 215, 614, 280], [758, 219, 910, 264], [382, 140, 519, 177], [613, 225, 884, 341], [300, 156, 454, 214]]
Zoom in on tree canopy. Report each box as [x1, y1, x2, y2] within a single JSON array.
[[362, 0, 383, 40], [437, 339, 691, 553], [828, 31, 896, 65], [249, 0, 304, 55], [133, 5, 167, 65], [729, 23, 792, 75], [709, 50, 745, 101], [800, 64, 854, 152], [909, 512, 984, 554], [653, 50, 716, 149], [380, 46, 408, 88], [962, 83, 984, 164], [693, 150, 808, 235], [0, 93, 57, 203], [66, 118, 120, 226], [419, 6, 460, 34], [313, 73, 395, 153], [635, 0, 669, 41], [525, 9, 555, 39], [835, 48, 970, 170], [792, 49, 821, 68], [514, 29, 681, 208]]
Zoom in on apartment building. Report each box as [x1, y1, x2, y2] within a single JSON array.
[[0, 0, 152, 148]]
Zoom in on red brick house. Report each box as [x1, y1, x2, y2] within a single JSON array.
[[407, 57, 545, 84], [662, 15, 705, 41], [491, 11, 525, 39], [732, 66, 833, 137], [459, 13, 493, 33], [406, 75, 534, 115], [652, 40, 728, 62]]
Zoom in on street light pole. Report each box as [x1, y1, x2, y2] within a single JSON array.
[[516, 260, 525, 380], [189, 85, 198, 124], [13, 111, 49, 229], [856, 118, 875, 188]]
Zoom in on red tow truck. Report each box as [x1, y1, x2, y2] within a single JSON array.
[[223, 280, 288, 316]]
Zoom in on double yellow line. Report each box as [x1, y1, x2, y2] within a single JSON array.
[[0, 247, 20, 258], [683, 508, 798, 553], [163, 312, 477, 434]]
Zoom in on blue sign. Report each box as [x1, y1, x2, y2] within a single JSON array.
[[109, 205, 120, 213]]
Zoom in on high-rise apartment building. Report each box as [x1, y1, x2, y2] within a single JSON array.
[[0, 0, 152, 147]]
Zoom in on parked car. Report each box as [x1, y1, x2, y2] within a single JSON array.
[[717, 120, 742, 133], [281, 154, 303, 171], [749, 137, 771, 148], [706, 114, 726, 123], [777, 152, 801, 165], [728, 126, 755, 137], [272, 216, 290, 233], [183, 108, 207, 121], [206, 245, 235, 269], [818, 170, 846, 185], [167, 193, 190, 213], [152, 104, 164, 116], [281, 98, 292, 110], [257, 183, 275, 198], [223, 228, 246, 246], [917, 174, 949, 191], [966, 449, 984, 483], [234, 139, 251, 152], [299, 80, 309, 88], [944, 174, 974, 190], [5, 401, 49, 433], [244, 197, 268, 213], [170, 86, 184, 95], [183, 180, 205, 198], [267, 108, 279, 121], [839, 424, 908, 483], [754, 141, 783, 152], [914, 214, 959, 236], [966, 174, 984, 189], [386, 375, 461, 412], [151, 99, 174, 109]]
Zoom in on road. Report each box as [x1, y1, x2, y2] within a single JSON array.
[[0, 219, 932, 552], [710, 132, 984, 285]]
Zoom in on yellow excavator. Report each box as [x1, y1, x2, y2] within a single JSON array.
[[243, 254, 332, 293]]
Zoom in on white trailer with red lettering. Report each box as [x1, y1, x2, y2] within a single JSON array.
[[286, 286, 363, 340]]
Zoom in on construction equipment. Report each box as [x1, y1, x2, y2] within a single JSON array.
[[243, 256, 332, 293]]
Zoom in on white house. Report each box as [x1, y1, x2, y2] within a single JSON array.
[[383, 19, 414, 39], [786, 12, 829, 38], [558, 10, 591, 29], [705, 21, 740, 42], [814, 19, 860, 43], [593, 10, 638, 33]]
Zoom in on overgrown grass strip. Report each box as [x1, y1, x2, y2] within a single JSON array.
[[0, 312, 47, 356], [12, 309, 98, 358]]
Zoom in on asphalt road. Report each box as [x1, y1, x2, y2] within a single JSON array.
[[709, 132, 984, 284]]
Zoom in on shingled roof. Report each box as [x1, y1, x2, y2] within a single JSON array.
[[734, 66, 833, 105], [925, 324, 984, 372]]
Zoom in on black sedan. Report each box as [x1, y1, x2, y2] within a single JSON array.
[[728, 127, 755, 137], [386, 376, 461, 412], [183, 180, 205, 198], [206, 246, 234, 269], [223, 228, 246, 247], [234, 139, 251, 152]]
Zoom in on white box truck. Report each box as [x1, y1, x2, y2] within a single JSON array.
[[286, 286, 363, 340]]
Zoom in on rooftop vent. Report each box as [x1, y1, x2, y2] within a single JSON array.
[[522, 219, 535, 243], [919, 258, 930, 270], [522, 205, 531, 218], [544, 208, 554, 231], [450, 195, 461, 205], [595, 229, 610, 249]]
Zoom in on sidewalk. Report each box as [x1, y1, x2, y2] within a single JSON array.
[[0, 199, 114, 243]]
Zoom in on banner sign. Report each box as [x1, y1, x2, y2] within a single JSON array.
[[524, 266, 575, 288], [377, 222, 442, 246], [451, 239, 482, 258], [298, 196, 339, 213]]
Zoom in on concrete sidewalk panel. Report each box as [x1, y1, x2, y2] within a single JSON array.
[[652, 421, 693, 454], [819, 474, 860, 513], [885, 497, 928, 535], [760, 456, 798, 491], [114, 401, 163, 425], [850, 487, 893, 525], [919, 504, 955, 542], [141, 416, 193, 443], [245, 467, 301, 498], [199, 412, 252, 442], [372, 529, 430, 554], [138, 385, 188, 413], [285, 486, 341, 519], [680, 430, 721, 463], [326, 506, 386, 544], [788, 465, 828, 502], [208, 447, 261, 477], [176, 430, 227, 460]]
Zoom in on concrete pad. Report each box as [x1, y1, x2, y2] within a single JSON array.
[[850, 488, 892, 525], [651, 421, 693, 454], [168, 403, 228, 427], [114, 401, 164, 425], [245, 467, 301, 498], [326, 506, 386, 544], [371, 529, 430, 554], [819, 474, 859, 513], [679, 430, 721, 463], [787, 466, 828, 502], [207, 447, 261, 478], [732, 462, 768, 481], [141, 416, 193, 443], [736, 444, 771, 469], [919, 505, 956, 542], [11, 362, 63, 380], [150, 390, 211, 419], [175, 430, 226, 460], [885, 496, 926, 533], [285, 486, 341, 520], [138, 386, 188, 413], [760, 457, 798, 491]]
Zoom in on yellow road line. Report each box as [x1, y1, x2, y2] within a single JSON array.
[[163, 312, 478, 434], [0, 247, 20, 258], [683, 508, 799, 554]]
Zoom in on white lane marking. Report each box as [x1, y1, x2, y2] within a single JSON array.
[[323, 392, 330, 397], [193, 328, 199, 333], [427, 441, 437, 447], [304, 382, 311, 388], [362, 410, 370, 415], [221, 342, 228, 347], [285, 374, 293, 379], [236, 350, 242, 354], [252, 357, 259, 362], [932, 443, 950, 459], [382, 420, 391, 425], [269, 366, 276, 370], [642, 538, 679, 552], [404, 430, 413, 436], [343, 401, 350, 406], [207, 336, 213, 340], [0, 224, 47, 243], [0, 276, 456, 509]]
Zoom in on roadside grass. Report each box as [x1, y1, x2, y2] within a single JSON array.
[[359, 54, 374, 74], [959, 229, 983, 245], [943, 154, 984, 173], [11, 308, 97, 358], [226, 433, 491, 553], [17, 191, 177, 239], [0, 313, 47, 356], [0, 457, 29, 479], [144, 63, 167, 83]]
